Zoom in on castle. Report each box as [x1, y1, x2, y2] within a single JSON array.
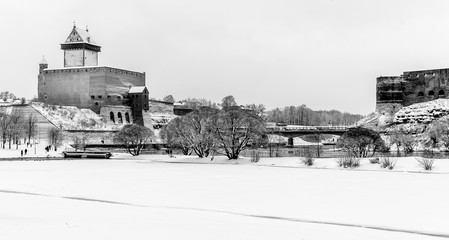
[[38, 24, 150, 125], [376, 68, 449, 120]]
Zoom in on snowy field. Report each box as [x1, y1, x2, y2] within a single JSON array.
[[0, 154, 448, 239]]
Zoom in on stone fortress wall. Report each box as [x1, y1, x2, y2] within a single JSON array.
[[38, 66, 145, 113], [376, 68, 449, 118], [99, 105, 133, 125]]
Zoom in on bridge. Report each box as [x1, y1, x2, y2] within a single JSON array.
[[265, 124, 352, 146], [267, 124, 351, 136]]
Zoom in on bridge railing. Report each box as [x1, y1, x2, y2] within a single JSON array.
[[266, 125, 350, 132]]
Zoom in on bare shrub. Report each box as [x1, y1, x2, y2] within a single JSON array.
[[380, 153, 396, 170], [250, 149, 261, 163], [416, 158, 435, 171], [336, 152, 360, 168], [369, 157, 380, 164], [390, 129, 417, 155], [337, 127, 385, 158], [298, 146, 315, 166]]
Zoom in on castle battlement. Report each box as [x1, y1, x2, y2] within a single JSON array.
[[42, 66, 145, 79]]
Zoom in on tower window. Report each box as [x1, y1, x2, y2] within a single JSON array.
[[118, 112, 123, 124], [439, 90, 445, 96], [91, 96, 95, 99], [429, 90, 435, 97], [95, 102, 99, 106], [110, 112, 115, 123], [125, 112, 130, 123], [98, 95, 102, 99]]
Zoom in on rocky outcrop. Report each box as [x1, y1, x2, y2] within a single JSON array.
[[394, 99, 449, 124]]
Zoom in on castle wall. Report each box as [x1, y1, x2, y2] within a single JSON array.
[[402, 69, 449, 106], [39, 69, 92, 107], [63, 131, 117, 145], [38, 66, 145, 111], [148, 100, 173, 114], [375, 102, 403, 125], [99, 105, 133, 124], [376, 76, 405, 104], [104, 69, 145, 96]]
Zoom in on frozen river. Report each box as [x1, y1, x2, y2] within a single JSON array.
[[0, 155, 448, 239]]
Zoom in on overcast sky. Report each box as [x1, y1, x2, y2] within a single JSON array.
[[1, 0, 449, 115]]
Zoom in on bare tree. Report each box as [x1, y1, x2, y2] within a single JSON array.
[[266, 129, 285, 157], [160, 121, 192, 155], [210, 106, 266, 159], [25, 114, 38, 145], [337, 127, 385, 158], [0, 111, 15, 149], [163, 108, 218, 158], [113, 124, 154, 156], [7, 110, 22, 149], [245, 104, 266, 119], [221, 95, 237, 109], [48, 127, 64, 151], [163, 95, 175, 103]]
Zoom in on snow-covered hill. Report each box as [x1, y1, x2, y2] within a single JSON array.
[[31, 102, 121, 130], [394, 99, 449, 124]]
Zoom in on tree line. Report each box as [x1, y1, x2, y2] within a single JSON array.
[[161, 94, 363, 126], [266, 105, 363, 126]]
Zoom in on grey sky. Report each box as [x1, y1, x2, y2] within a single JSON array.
[[1, 0, 449, 115]]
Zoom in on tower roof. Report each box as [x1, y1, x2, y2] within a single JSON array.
[[61, 24, 101, 52], [39, 55, 47, 65], [64, 25, 99, 45]]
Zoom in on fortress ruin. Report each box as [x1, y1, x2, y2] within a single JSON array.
[[376, 68, 449, 121]]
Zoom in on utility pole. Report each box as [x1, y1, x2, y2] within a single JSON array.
[[34, 127, 39, 155]]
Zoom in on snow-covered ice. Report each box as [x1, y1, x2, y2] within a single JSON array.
[[0, 154, 448, 239]]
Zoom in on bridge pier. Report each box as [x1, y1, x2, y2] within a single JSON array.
[[287, 137, 293, 146]]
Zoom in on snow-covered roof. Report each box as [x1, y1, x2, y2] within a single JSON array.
[[129, 86, 147, 93]]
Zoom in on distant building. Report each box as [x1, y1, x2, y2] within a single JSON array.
[[38, 24, 147, 125]]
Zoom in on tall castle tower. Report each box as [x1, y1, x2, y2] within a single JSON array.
[[39, 56, 48, 73], [60, 24, 101, 67], [38, 23, 146, 124]]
